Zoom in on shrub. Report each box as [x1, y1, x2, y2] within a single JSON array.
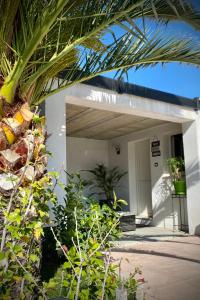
[[46, 173, 143, 300], [52, 173, 124, 248], [83, 164, 127, 206], [0, 172, 57, 299], [45, 206, 143, 300]]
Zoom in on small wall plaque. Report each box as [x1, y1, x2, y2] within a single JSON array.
[[151, 140, 161, 157], [152, 151, 161, 157]]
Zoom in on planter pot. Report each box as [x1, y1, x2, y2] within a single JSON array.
[[119, 213, 136, 231], [173, 180, 186, 195]]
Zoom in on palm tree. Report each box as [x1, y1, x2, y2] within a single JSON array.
[[0, 0, 200, 297], [0, 0, 200, 189]]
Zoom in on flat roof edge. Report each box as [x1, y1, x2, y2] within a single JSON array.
[[82, 76, 197, 109]]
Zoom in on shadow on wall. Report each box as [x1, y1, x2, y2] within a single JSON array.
[[152, 160, 200, 232], [185, 160, 200, 236], [185, 160, 200, 188], [152, 158, 200, 231], [152, 175, 175, 228]]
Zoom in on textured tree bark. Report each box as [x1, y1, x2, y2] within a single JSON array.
[[0, 101, 46, 195], [0, 90, 48, 298]]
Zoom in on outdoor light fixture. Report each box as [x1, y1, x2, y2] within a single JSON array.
[[113, 144, 121, 155]]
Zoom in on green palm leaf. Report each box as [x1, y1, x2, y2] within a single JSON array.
[[36, 29, 200, 104], [0, 0, 199, 107]]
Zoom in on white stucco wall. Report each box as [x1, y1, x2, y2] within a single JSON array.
[[67, 137, 109, 173], [182, 112, 200, 235], [109, 122, 183, 229], [108, 139, 129, 208], [46, 82, 199, 234], [66, 137, 109, 199], [45, 90, 67, 204]]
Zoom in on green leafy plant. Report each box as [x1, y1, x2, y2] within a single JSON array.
[[84, 164, 127, 206], [53, 173, 88, 247], [167, 157, 186, 195], [53, 173, 123, 248], [47, 174, 138, 299], [47, 200, 121, 299], [45, 236, 119, 299], [45, 207, 143, 300], [167, 157, 185, 181], [124, 269, 144, 300], [0, 171, 57, 299]]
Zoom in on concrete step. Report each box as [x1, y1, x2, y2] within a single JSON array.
[[119, 213, 136, 231], [136, 217, 153, 226]]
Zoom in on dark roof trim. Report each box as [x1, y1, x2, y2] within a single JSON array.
[[83, 75, 197, 109]]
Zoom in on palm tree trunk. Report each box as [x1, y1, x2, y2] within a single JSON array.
[[0, 87, 48, 298], [0, 101, 43, 195]]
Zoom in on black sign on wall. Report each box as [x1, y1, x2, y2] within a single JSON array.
[[151, 140, 161, 157]]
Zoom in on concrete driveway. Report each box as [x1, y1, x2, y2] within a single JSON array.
[[112, 227, 200, 300]]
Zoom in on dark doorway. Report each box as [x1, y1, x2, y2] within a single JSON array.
[[171, 134, 184, 159]]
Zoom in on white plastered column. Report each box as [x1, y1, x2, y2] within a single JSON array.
[[45, 91, 67, 204], [182, 111, 200, 235]]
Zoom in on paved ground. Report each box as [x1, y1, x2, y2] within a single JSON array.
[[112, 227, 200, 300]]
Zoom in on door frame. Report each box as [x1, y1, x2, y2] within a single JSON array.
[[128, 138, 151, 215]]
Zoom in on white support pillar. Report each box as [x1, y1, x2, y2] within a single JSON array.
[[150, 135, 165, 227], [128, 141, 137, 214], [45, 91, 67, 204], [182, 112, 200, 235]]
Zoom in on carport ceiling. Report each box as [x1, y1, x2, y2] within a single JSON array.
[[66, 104, 169, 140]]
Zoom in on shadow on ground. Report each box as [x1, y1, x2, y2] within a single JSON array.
[[112, 247, 200, 265], [119, 233, 200, 246]]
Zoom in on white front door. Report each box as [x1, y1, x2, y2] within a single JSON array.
[[135, 139, 152, 217]]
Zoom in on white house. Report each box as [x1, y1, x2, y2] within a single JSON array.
[[45, 76, 200, 235]]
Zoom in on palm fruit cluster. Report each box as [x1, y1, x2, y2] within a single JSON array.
[[0, 103, 47, 196]]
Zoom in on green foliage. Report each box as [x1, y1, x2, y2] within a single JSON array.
[[77, 202, 122, 248], [53, 173, 123, 248], [45, 247, 119, 300], [0, 172, 57, 299], [46, 173, 140, 300], [53, 173, 87, 247], [124, 268, 143, 300], [84, 164, 127, 205], [167, 157, 185, 181], [46, 205, 143, 300], [45, 207, 131, 300]]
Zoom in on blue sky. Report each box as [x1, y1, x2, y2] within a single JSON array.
[[102, 20, 200, 99]]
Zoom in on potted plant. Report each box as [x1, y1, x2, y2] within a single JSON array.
[[167, 157, 186, 195], [83, 164, 127, 207]]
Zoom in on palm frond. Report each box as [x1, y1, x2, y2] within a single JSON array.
[[20, 0, 144, 97], [135, 0, 200, 31], [36, 28, 200, 104], [0, 0, 200, 106], [0, 0, 75, 103], [0, 0, 20, 54]]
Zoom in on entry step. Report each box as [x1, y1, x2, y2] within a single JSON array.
[[136, 217, 153, 227], [118, 212, 136, 232]]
